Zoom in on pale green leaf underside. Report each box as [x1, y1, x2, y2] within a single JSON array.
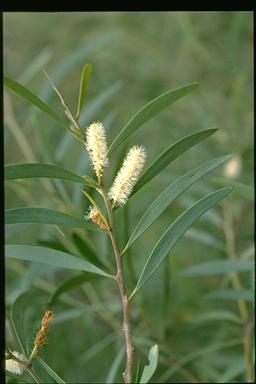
[[140, 345, 159, 384], [109, 82, 199, 153], [131, 187, 232, 298], [182, 259, 253, 276], [133, 128, 217, 195], [5, 163, 87, 184], [5, 245, 112, 278], [5, 207, 97, 231], [125, 155, 231, 251], [4, 75, 70, 132]]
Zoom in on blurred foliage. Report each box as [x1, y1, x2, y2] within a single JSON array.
[[4, 11, 254, 383]]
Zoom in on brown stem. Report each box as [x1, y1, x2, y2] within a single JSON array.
[[101, 188, 134, 383]]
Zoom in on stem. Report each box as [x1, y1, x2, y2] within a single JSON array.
[[223, 201, 253, 382], [100, 187, 134, 383], [27, 366, 42, 384]]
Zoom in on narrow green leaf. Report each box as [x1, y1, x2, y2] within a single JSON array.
[[212, 177, 254, 200], [5, 245, 113, 278], [5, 163, 89, 185], [134, 358, 142, 384], [188, 310, 242, 324], [76, 64, 93, 119], [140, 345, 159, 384], [133, 128, 217, 195], [125, 155, 231, 251], [49, 273, 101, 305], [182, 259, 253, 276], [108, 82, 199, 153], [131, 187, 232, 298], [4, 76, 70, 132], [5, 207, 98, 231], [205, 289, 253, 301], [71, 232, 108, 270], [36, 357, 65, 384]]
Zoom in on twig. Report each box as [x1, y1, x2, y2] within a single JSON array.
[[100, 186, 134, 383]]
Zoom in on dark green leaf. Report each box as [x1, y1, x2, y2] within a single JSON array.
[[4, 76, 70, 132], [125, 155, 231, 251], [71, 233, 108, 269], [76, 64, 93, 119], [140, 345, 159, 384], [5, 245, 113, 278], [5, 207, 97, 231], [133, 128, 217, 195], [131, 187, 232, 298], [134, 358, 142, 384], [109, 82, 199, 153], [182, 259, 253, 276], [49, 273, 102, 305], [5, 163, 89, 185]]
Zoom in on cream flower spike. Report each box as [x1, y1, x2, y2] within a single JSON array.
[[108, 145, 146, 206], [85, 121, 109, 178]]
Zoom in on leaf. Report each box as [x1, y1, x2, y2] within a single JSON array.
[[212, 177, 254, 200], [71, 232, 108, 270], [49, 273, 102, 305], [205, 289, 253, 301], [131, 187, 232, 299], [108, 82, 199, 153], [4, 76, 70, 132], [133, 128, 217, 195], [140, 345, 159, 384], [188, 310, 242, 324], [134, 358, 142, 384], [5, 245, 113, 278], [182, 259, 253, 276], [124, 155, 231, 251], [36, 356, 65, 384], [5, 163, 91, 185], [5, 207, 98, 231], [76, 64, 93, 119]]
